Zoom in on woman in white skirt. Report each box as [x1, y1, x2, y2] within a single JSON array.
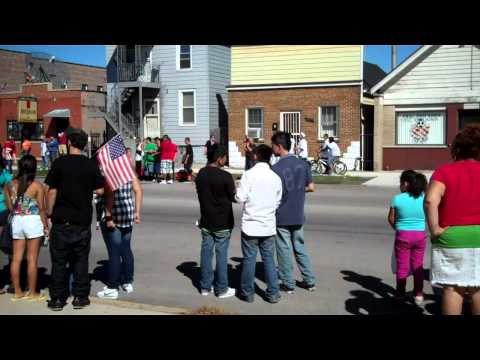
[[425, 125, 480, 315]]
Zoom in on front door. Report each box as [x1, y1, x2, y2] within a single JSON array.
[[144, 98, 160, 139], [459, 109, 480, 129], [280, 112, 301, 144]]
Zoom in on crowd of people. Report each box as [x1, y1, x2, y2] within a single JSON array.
[[1, 123, 480, 315], [0, 129, 143, 311], [196, 131, 316, 302], [1, 133, 65, 174], [134, 135, 195, 183]]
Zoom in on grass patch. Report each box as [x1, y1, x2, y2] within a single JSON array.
[[189, 306, 234, 315], [312, 175, 375, 185]]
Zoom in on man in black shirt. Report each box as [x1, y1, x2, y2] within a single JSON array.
[[45, 129, 104, 311], [195, 146, 236, 299], [203, 135, 218, 165], [183, 137, 194, 181]]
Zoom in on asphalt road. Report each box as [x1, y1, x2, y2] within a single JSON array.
[[0, 181, 441, 315]]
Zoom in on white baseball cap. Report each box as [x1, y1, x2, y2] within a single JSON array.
[[300, 132, 306, 137]]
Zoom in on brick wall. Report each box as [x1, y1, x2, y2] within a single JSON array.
[[228, 86, 361, 157], [0, 83, 106, 157], [0, 49, 106, 94]]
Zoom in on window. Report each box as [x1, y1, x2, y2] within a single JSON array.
[[145, 100, 158, 115], [396, 111, 446, 145], [7, 120, 44, 141], [318, 106, 338, 139], [247, 108, 263, 139], [177, 45, 192, 70], [179, 90, 195, 126]]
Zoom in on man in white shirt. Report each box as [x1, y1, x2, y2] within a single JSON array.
[[41, 136, 49, 170], [289, 134, 296, 155], [235, 144, 283, 304], [326, 137, 341, 174], [298, 132, 308, 160]]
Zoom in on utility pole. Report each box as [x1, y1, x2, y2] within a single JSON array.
[[391, 45, 398, 71]]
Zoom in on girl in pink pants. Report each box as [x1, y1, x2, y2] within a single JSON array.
[[388, 170, 428, 306]]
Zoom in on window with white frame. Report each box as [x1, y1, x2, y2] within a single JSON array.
[[179, 90, 195, 126], [247, 108, 263, 139], [178, 45, 192, 70], [396, 111, 446, 145], [318, 106, 338, 139]]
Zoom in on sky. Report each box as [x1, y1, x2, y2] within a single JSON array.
[[0, 45, 421, 73]]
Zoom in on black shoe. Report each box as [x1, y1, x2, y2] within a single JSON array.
[[48, 299, 66, 311], [7, 286, 15, 294], [72, 297, 90, 309], [266, 294, 281, 304], [279, 284, 295, 294], [238, 294, 254, 303], [297, 281, 316, 292]]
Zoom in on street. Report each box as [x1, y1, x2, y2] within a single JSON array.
[[0, 181, 440, 315]]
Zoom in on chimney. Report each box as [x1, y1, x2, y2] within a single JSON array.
[[391, 45, 397, 71]]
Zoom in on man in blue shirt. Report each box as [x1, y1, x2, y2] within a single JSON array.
[[47, 136, 59, 164], [271, 131, 316, 294]]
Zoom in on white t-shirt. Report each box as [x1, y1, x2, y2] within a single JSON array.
[[327, 141, 341, 157], [289, 138, 296, 155], [298, 139, 308, 158], [235, 162, 283, 237], [41, 142, 48, 156], [135, 144, 143, 161]]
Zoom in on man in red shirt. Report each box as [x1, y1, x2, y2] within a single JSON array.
[[58, 131, 68, 156], [159, 135, 177, 185], [3, 136, 17, 173]]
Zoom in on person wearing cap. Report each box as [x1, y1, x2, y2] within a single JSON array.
[[298, 132, 309, 160]]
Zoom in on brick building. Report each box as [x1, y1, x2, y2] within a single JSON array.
[[0, 48, 107, 159], [227, 45, 372, 170]]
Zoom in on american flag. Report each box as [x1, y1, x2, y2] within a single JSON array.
[[97, 135, 135, 191]]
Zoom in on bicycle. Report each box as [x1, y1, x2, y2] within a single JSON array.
[[310, 156, 348, 176]]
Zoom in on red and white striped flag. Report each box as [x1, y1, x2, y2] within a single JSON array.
[[97, 135, 135, 191]]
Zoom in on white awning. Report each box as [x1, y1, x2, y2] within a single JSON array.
[[43, 109, 71, 118]]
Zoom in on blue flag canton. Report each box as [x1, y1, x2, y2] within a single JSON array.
[[109, 136, 126, 161]]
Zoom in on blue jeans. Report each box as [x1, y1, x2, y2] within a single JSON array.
[[240, 233, 279, 301], [276, 225, 316, 289], [144, 162, 154, 177], [200, 229, 231, 295], [101, 223, 134, 289], [42, 155, 49, 169]]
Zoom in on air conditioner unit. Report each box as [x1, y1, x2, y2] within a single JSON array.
[[247, 128, 262, 139]]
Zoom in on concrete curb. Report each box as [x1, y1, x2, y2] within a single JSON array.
[[88, 297, 189, 315]]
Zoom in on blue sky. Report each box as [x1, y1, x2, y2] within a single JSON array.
[[0, 45, 421, 73]]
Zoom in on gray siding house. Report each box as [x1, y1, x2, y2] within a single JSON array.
[[105, 45, 230, 162]]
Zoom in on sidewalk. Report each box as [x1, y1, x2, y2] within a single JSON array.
[[0, 292, 186, 315], [363, 171, 433, 187]]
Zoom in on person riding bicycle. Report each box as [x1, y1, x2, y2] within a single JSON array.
[[326, 137, 341, 175]]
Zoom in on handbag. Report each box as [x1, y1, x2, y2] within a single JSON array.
[[0, 198, 20, 255]]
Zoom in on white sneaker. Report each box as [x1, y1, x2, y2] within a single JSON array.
[[201, 287, 214, 296], [160, 181, 167, 185], [217, 287, 236, 299], [122, 283, 134, 294], [97, 286, 119, 299], [167, 180, 173, 184], [414, 295, 424, 306]]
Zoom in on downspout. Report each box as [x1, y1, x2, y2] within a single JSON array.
[[360, 45, 365, 171]]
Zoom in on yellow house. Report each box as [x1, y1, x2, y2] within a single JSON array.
[[227, 45, 379, 171]]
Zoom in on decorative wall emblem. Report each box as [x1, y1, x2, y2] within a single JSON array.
[[410, 118, 431, 143]]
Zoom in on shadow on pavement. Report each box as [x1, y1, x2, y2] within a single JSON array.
[[90, 260, 109, 286], [1, 261, 50, 292], [341, 270, 440, 315], [176, 258, 267, 299]]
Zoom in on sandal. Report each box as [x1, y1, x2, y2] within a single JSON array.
[[10, 293, 29, 302], [27, 293, 47, 302]]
